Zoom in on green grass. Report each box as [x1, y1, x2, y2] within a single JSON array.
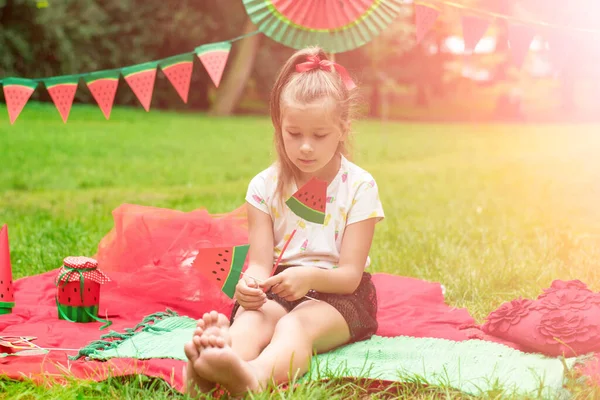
[[1, 103, 600, 398]]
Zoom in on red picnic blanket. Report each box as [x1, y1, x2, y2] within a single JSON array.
[[0, 268, 477, 392]]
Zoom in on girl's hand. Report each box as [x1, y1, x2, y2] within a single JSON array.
[[261, 268, 313, 301], [234, 276, 267, 310]]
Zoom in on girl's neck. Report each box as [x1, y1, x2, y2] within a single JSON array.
[[295, 153, 342, 188]]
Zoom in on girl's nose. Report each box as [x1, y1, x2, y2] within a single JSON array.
[[300, 141, 313, 153]]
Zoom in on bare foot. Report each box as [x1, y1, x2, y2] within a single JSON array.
[[184, 311, 234, 396], [198, 310, 232, 348], [184, 318, 215, 396], [193, 312, 260, 396]]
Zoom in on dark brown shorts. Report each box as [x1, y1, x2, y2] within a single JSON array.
[[229, 265, 378, 343]]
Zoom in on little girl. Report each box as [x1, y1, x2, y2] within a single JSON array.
[[184, 46, 385, 397]]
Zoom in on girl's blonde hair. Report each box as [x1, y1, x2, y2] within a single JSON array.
[[270, 46, 359, 202]]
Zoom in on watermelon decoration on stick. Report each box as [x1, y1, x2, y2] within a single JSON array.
[[2, 78, 38, 124], [84, 71, 120, 119], [286, 177, 328, 224], [0, 225, 14, 315], [192, 244, 250, 299], [45, 75, 80, 123], [122, 62, 158, 111], [55, 256, 111, 329], [159, 53, 194, 103], [195, 41, 231, 88]]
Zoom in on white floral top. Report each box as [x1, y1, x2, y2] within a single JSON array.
[[245, 155, 384, 270]]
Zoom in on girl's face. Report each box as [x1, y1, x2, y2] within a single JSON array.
[[281, 98, 347, 181]]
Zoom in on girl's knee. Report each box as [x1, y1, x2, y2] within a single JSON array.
[[273, 313, 307, 339], [233, 299, 287, 326]]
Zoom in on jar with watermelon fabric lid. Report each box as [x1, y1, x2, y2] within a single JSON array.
[[55, 256, 111, 329]]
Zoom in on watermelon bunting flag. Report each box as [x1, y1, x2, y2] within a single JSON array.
[[122, 61, 158, 112], [414, 3, 440, 44], [2, 78, 38, 124], [192, 244, 250, 299], [195, 41, 232, 88], [44, 75, 80, 123], [0, 225, 15, 315], [461, 15, 491, 53], [159, 53, 195, 103], [84, 70, 120, 120], [286, 177, 328, 224]]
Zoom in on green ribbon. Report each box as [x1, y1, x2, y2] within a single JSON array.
[[55, 265, 112, 330]]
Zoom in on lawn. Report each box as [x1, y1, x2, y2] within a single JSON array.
[[1, 103, 599, 398]]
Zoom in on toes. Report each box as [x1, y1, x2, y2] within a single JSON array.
[[202, 312, 213, 327], [200, 335, 211, 348], [183, 341, 199, 360], [209, 310, 219, 325], [217, 312, 230, 328], [196, 319, 205, 329], [208, 334, 223, 347], [193, 327, 203, 337], [193, 335, 202, 347]]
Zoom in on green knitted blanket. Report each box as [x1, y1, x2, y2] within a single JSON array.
[[75, 310, 577, 398]]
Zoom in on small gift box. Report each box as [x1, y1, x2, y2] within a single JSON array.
[[55, 256, 111, 328]]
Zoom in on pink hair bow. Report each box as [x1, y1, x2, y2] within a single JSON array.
[[295, 55, 356, 90]]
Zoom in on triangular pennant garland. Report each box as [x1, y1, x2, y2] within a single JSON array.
[[2, 78, 38, 124], [0, 225, 15, 315], [84, 71, 120, 120], [414, 4, 440, 44], [507, 23, 537, 69], [45, 75, 79, 123], [195, 41, 232, 88], [159, 53, 195, 103], [461, 15, 491, 53], [122, 62, 158, 111]]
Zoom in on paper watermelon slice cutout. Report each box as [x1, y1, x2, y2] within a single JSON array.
[[45, 75, 80, 123], [2, 78, 38, 124], [122, 62, 158, 111], [195, 41, 232, 88], [0, 225, 14, 315], [286, 177, 328, 224], [192, 244, 250, 298], [414, 3, 440, 44], [159, 53, 194, 103], [84, 71, 120, 119]]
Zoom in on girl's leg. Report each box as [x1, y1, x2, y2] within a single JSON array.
[[184, 301, 287, 396], [190, 301, 350, 396]]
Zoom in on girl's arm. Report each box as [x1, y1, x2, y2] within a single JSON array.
[[308, 218, 377, 294], [245, 202, 275, 282]]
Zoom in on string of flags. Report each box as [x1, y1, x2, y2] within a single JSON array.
[[0, 32, 258, 125], [414, 0, 599, 70], [3, 1, 597, 125]]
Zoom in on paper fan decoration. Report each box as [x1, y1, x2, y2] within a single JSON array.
[[242, 0, 404, 53], [286, 177, 328, 224]]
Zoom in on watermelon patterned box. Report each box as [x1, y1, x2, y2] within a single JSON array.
[[55, 256, 111, 327]]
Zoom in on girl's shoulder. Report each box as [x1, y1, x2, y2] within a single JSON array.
[[247, 162, 280, 196], [341, 156, 380, 189]]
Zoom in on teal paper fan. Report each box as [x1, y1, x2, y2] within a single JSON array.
[[242, 0, 404, 53]]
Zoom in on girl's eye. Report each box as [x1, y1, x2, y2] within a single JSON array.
[[315, 134, 328, 139], [287, 131, 300, 136]]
